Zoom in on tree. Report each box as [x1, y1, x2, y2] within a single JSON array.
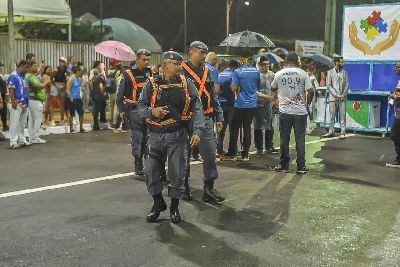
[[15, 19, 112, 42]]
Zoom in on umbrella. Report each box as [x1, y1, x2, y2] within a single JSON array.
[[219, 30, 275, 48], [94, 40, 136, 61], [253, 52, 284, 65], [272, 47, 288, 56], [306, 53, 334, 69]]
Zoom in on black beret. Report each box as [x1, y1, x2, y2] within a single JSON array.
[[162, 51, 184, 62], [189, 41, 208, 51]]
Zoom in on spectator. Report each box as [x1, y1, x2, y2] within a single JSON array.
[[66, 64, 85, 133], [26, 63, 50, 144], [53, 57, 69, 124], [217, 59, 239, 156], [323, 56, 349, 139], [386, 62, 400, 168], [226, 50, 260, 161], [271, 52, 314, 174], [91, 69, 107, 130], [107, 59, 122, 126], [67, 56, 77, 74], [42, 66, 54, 126], [254, 56, 278, 155], [7, 60, 31, 149], [81, 68, 90, 113], [0, 62, 8, 131]]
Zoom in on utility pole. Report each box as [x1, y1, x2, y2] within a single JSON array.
[[100, 0, 103, 34], [67, 0, 71, 42], [226, 0, 234, 37], [324, 0, 337, 55], [7, 0, 16, 71], [184, 0, 187, 52]]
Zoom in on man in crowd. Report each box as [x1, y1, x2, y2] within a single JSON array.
[[181, 41, 224, 203], [226, 50, 260, 161], [0, 62, 7, 131], [254, 56, 278, 155], [107, 58, 122, 126], [386, 62, 400, 168], [323, 56, 349, 139], [117, 49, 153, 176], [138, 51, 204, 223], [26, 62, 50, 144], [54, 57, 69, 124], [217, 60, 240, 156], [271, 51, 314, 174], [7, 60, 31, 149]]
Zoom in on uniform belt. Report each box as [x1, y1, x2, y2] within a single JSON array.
[[149, 123, 185, 134]]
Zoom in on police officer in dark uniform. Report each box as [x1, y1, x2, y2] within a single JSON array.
[[138, 51, 205, 223], [117, 49, 153, 175], [181, 41, 225, 203]]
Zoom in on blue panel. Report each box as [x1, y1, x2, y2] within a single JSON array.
[[371, 63, 398, 92], [343, 63, 370, 91]]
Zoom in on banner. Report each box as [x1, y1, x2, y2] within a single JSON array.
[[295, 40, 324, 57], [342, 4, 400, 61]]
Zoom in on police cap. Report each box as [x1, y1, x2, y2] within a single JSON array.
[[162, 51, 184, 62], [189, 41, 208, 52]]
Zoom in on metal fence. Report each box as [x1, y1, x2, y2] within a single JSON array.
[[0, 34, 238, 73]]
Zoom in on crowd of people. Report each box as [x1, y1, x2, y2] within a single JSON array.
[[1, 42, 399, 223]]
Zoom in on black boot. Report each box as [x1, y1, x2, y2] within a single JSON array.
[[182, 176, 192, 201], [134, 156, 144, 176], [202, 180, 225, 204], [146, 194, 167, 223], [170, 198, 182, 224]]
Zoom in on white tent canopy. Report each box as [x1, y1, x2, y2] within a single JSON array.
[[0, 0, 71, 25]]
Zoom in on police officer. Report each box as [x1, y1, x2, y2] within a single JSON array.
[[138, 51, 205, 223], [181, 41, 225, 203], [117, 49, 153, 175]]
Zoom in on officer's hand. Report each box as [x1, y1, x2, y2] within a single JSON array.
[[152, 106, 169, 118], [216, 121, 223, 132], [190, 135, 201, 148]]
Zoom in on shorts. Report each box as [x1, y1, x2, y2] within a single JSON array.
[[50, 84, 59, 97], [69, 98, 84, 117], [54, 83, 66, 97]]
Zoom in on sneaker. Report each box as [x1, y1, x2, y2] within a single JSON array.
[[18, 140, 31, 147], [113, 128, 121, 134], [49, 121, 56, 127], [340, 133, 346, 139], [120, 129, 130, 133], [239, 155, 250, 161], [10, 143, 21, 149], [266, 147, 279, 154], [93, 125, 100, 131], [256, 150, 264, 156], [322, 133, 334, 138], [386, 160, 400, 168], [2, 125, 9, 131], [70, 128, 75, 133], [271, 164, 289, 173], [221, 154, 236, 161], [80, 128, 85, 133], [296, 166, 310, 174], [31, 138, 47, 144]]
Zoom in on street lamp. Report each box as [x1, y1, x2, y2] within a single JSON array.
[[244, 1, 250, 5]]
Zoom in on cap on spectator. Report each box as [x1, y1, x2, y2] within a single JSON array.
[[285, 51, 299, 63], [238, 50, 252, 59], [59, 57, 67, 63], [162, 51, 184, 62], [109, 58, 120, 66], [190, 41, 208, 52]]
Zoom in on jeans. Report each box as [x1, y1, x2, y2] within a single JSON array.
[[279, 113, 307, 167], [391, 118, 400, 161], [92, 99, 106, 127], [217, 103, 234, 154], [228, 108, 255, 157], [254, 128, 274, 151], [0, 92, 7, 129]]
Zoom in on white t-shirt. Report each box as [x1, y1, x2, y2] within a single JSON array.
[[271, 67, 313, 115]]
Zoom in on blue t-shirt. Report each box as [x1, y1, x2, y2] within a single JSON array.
[[218, 69, 235, 106], [232, 64, 260, 109], [7, 71, 29, 106], [204, 62, 219, 85], [70, 75, 82, 99]]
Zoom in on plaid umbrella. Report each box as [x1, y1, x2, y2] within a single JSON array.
[[219, 30, 275, 48]]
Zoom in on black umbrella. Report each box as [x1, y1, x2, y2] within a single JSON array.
[[219, 30, 275, 48], [307, 53, 334, 69]]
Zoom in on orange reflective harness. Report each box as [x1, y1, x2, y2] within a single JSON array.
[[123, 70, 146, 105], [146, 75, 191, 127], [181, 62, 214, 115]]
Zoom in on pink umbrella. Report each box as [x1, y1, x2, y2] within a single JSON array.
[[94, 40, 136, 61]]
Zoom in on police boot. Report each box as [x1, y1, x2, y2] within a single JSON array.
[[182, 176, 193, 201], [170, 198, 182, 224], [134, 156, 144, 176], [146, 194, 167, 223], [202, 180, 225, 204]]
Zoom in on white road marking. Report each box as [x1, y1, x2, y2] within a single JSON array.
[[0, 134, 356, 200]]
